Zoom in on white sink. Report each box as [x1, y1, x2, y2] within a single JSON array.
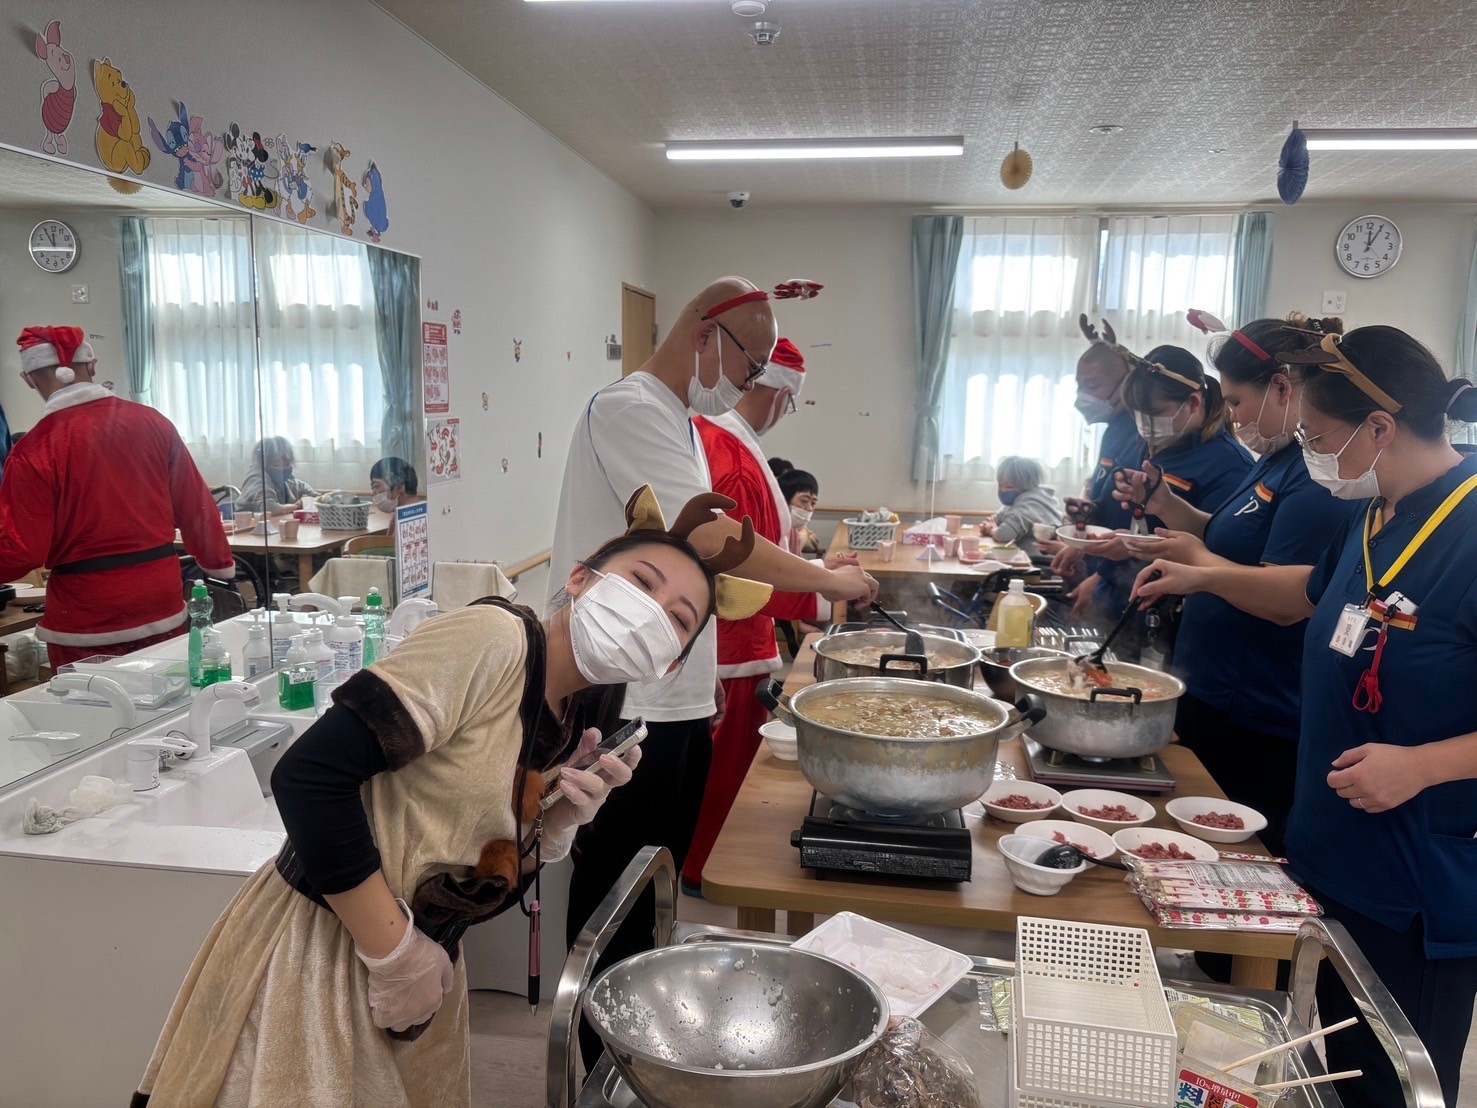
[[105, 746, 279, 830]]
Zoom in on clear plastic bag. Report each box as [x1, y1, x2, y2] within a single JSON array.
[[850, 1018, 981, 1108]]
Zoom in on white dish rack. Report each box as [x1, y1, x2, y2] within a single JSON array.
[[1009, 916, 1176, 1108]]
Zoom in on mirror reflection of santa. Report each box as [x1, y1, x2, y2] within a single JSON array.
[[0, 325, 235, 668]]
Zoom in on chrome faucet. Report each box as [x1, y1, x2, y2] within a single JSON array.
[[47, 673, 137, 734], [187, 680, 261, 758]]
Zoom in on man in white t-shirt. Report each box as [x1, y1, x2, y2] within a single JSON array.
[[550, 276, 877, 1062]]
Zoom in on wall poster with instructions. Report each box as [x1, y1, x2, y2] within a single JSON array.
[[396, 501, 430, 599], [423, 321, 450, 414]]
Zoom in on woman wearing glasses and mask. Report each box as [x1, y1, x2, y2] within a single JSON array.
[[132, 487, 772, 1108], [1112, 314, 1357, 854], [1133, 327, 1477, 1108]]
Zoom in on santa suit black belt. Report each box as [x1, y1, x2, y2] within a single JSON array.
[[49, 543, 178, 576]]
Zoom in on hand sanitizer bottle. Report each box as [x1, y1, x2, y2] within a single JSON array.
[[278, 634, 317, 711]]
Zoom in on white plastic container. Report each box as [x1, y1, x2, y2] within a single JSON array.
[[329, 598, 364, 681], [303, 627, 335, 688], [243, 623, 272, 679], [791, 912, 970, 1019], [270, 593, 297, 667]]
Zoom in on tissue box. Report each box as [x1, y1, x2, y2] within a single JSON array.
[[903, 518, 950, 546]]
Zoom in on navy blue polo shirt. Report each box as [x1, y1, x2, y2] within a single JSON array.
[[1084, 410, 1147, 607], [1287, 450, 1477, 957], [1174, 442, 1362, 737], [1096, 427, 1253, 611]]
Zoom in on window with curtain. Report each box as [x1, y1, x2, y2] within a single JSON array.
[[937, 213, 1238, 490]]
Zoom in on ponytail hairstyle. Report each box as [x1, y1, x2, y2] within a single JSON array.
[[1291, 325, 1477, 442], [1124, 345, 1229, 443], [1212, 312, 1345, 387]]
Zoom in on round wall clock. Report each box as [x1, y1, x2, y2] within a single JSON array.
[[29, 218, 78, 273], [1336, 214, 1401, 278]]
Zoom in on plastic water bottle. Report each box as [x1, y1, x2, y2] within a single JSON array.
[[362, 588, 387, 667], [187, 583, 214, 687], [201, 629, 232, 685], [995, 579, 1035, 649], [278, 634, 317, 711]]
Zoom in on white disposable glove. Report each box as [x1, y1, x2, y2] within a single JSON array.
[[355, 899, 455, 1032], [541, 728, 642, 863]]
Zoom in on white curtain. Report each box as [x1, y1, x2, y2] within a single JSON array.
[[146, 217, 258, 489], [937, 216, 1099, 488], [1098, 215, 1238, 353], [254, 222, 385, 490]]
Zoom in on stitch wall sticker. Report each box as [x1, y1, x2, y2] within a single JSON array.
[[422, 321, 449, 415], [329, 141, 359, 235], [148, 100, 198, 191], [277, 136, 317, 223], [362, 159, 389, 242], [34, 20, 76, 155], [93, 58, 150, 177], [451, 310, 462, 335]]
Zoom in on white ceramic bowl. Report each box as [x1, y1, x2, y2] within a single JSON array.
[[1164, 796, 1268, 844], [1055, 524, 1117, 550], [1061, 789, 1156, 833], [759, 720, 798, 761], [1112, 827, 1219, 863], [997, 834, 1087, 896], [1031, 523, 1057, 542], [1015, 819, 1117, 860], [979, 781, 1063, 823]]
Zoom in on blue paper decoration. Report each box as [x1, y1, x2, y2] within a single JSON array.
[[1278, 123, 1309, 205]]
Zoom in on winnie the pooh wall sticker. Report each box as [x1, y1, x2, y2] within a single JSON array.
[[93, 58, 149, 176], [329, 142, 359, 236], [35, 20, 76, 155]]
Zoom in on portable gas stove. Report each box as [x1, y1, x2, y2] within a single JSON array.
[[1023, 736, 1176, 794], [790, 791, 972, 882]]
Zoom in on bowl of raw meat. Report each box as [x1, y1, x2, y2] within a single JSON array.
[[979, 781, 1062, 823], [1060, 789, 1155, 833], [1112, 827, 1219, 863], [1015, 819, 1117, 860], [1164, 796, 1268, 844]]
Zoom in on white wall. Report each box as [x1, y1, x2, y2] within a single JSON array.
[[0, 0, 655, 567], [655, 202, 1477, 514]]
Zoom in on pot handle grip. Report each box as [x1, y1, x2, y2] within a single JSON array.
[[1088, 685, 1143, 705], [756, 678, 798, 727], [879, 652, 929, 675], [996, 693, 1047, 742]]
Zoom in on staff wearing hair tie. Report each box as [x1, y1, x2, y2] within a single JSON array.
[[1134, 326, 1477, 1108], [1115, 315, 1360, 857]]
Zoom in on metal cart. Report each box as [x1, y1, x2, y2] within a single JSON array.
[[546, 847, 1443, 1108]]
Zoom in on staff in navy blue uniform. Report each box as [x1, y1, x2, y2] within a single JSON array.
[[1113, 314, 1358, 854], [1085, 344, 1252, 658], [1135, 325, 1477, 1108]]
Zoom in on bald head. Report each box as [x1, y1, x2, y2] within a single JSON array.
[[674, 276, 778, 360]]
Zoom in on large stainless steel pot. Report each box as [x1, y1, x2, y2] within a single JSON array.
[[812, 627, 981, 689], [977, 646, 1069, 701], [760, 677, 1046, 816], [1007, 656, 1184, 761]]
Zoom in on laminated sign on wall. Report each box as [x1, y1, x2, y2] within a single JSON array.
[[396, 502, 430, 599], [426, 418, 460, 484], [423, 321, 450, 414]]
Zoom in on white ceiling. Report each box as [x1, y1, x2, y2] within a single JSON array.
[[378, 0, 1477, 209]]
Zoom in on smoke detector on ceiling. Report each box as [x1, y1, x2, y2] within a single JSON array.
[[749, 20, 781, 46], [731, 0, 767, 15]]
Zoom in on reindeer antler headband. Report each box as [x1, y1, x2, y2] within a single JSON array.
[[1185, 309, 1272, 363], [1079, 314, 1201, 392], [622, 486, 773, 620], [1277, 332, 1403, 414], [702, 279, 825, 320]]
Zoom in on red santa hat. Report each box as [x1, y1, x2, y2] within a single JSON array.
[[755, 337, 806, 396], [17, 325, 94, 384]]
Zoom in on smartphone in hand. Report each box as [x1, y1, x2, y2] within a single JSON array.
[[540, 717, 646, 811]]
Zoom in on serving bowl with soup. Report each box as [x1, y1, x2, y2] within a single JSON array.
[[1006, 657, 1184, 761]]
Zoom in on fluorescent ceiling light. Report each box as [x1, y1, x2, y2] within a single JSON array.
[[1303, 128, 1477, 151], [666, 138, 965, 161]]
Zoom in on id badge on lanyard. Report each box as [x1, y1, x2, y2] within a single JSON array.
[[1329, 604, 1370, 657]]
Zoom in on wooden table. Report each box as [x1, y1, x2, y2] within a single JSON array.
[[176, 515, 390, 585], [702, 636, 1291, 990]]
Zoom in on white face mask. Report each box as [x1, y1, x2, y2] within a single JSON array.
[[1234, 381, 1292, 455], [568, 569, 684, 685], [1134, 400, 1188, 449], [372, 493, 398, 514], [1074, 393, 1114, 425], [753, 389, 790, 436], [1302, 422, 1383, 501], [790, 506, 814, 531], [688, 340, 745, 417]]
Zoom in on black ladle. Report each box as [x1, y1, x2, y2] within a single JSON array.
[[1034, 843, 1131, 872], [1072, 570, 1161, 681], [870, 602, 927, 658]]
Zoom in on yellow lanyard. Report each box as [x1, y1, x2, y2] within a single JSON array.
[[1362, 472, 1477, 595]]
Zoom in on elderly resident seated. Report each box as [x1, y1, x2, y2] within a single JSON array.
[[980, 456, 1062, 560], [238, 436, 319, 517]]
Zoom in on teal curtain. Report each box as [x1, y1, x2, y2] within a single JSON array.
[[366, 247, 421, 462], [1457, 220, 1477, 380], [1232, 212, 1273, 327], [911, 215, 964, 482], [117, 217, 155, 403]]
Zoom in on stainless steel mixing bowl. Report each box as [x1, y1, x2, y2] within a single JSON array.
[[582, 942, 890, 1108]]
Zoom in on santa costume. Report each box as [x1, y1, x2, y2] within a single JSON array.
[[687, 338, 825, 888], [0, 325, 234, 668]]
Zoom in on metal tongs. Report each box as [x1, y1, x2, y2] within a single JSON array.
[[1071, 573, 1159, 687]]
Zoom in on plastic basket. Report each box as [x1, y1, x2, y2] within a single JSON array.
[[1008, 1009, 1125, 1108], [1012, 917, 1176, 1107], [843, 518, 900, 550], [317, 499, 372, 531]]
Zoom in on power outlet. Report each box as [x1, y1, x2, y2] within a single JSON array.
[[70, 284, 89, 304], [1321, 290, 1347, 315]]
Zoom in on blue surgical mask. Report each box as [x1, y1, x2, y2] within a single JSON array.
[[999, 490, 1021, 506]]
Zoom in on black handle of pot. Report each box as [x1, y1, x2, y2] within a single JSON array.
[[755, 678, 797, 726], [879, 652, 930, 675], [1087, 685, 1143, 705], [1014, 693, 1048, 726]]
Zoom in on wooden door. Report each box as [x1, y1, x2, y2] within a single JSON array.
[[621, 284, 656, 376]]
